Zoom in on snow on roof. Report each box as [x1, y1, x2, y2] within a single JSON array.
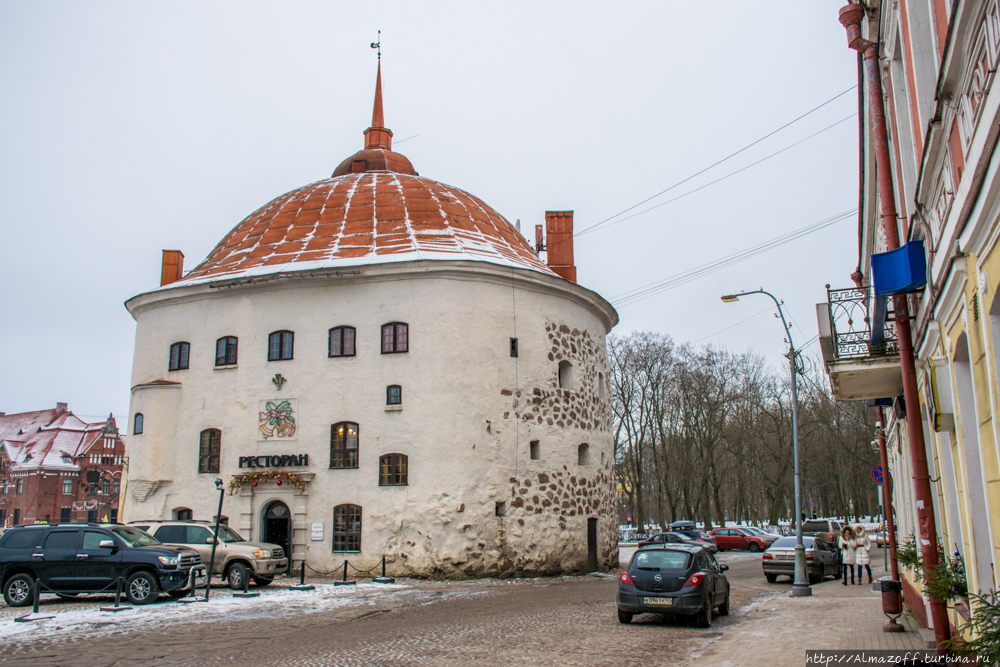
[[171, 172, 556, 288], [0, 409, 58, 441], [0, 409, 119, 473]]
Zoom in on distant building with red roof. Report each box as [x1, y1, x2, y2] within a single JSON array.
[[0, 404, 125, 525]]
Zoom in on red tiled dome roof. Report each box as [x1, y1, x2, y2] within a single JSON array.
[[180, 172, 554, 284], [175, 62, 553, 286]]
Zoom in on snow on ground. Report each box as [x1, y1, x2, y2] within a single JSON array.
[[0, 583, 488, 646]]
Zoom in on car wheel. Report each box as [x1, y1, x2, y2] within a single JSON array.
[[748, 542, 760, 553], [718, 586, 730, 616], [126, 571, 160, 605], [253, 576, 273, 588], [765, 573, 777, 583], [695, 602, 712, 628], [227, 562, 249, 590], [4, 574, 35, 607], [809, 566, 823, 585], [617, 608, 633, 624]]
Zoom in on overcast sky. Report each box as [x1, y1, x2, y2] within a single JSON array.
[[0, 1, 860, 426]]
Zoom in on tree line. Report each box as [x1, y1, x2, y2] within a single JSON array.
[[611, 331, 879, 530]]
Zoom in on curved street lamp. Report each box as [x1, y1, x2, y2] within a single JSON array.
[[722, 288, 811, 597]]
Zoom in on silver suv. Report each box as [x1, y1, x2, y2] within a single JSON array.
[[130, 520, 288, 589]]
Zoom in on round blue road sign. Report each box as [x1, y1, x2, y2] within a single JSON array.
[[873, 465, 892, 484]]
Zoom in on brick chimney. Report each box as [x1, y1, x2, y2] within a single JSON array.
[[544, 211, 576, 283], [56, 402, 68, 415], [160, 250, 185, 286]]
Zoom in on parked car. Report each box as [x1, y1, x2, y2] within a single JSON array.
[[709, 527, 777, 552], [0, 523, 203, 606], [742, 526, 782, 540], [761, 536, 842, 584], [637, 531, 703, 548], [129, 520, 288, 589], [617, 545, 730, 627], [667, 523, 718, 553], [800, 519, 845, 548]]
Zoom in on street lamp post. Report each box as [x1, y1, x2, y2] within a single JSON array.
[[722, 288, 811, 597], [205, 478, 225, 601]]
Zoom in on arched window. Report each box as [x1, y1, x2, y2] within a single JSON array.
[[578, 443, 590, 466], [386, 385, 402, 405], [133, 413, 144, 435], [216, 336, 238, 366], [330, 422, 359, 468], [558, 360, 574, 389], [329, 326, 356, 357], [199, 429, 221, 473], [381, 323, 408, 354], [169, 342, 190, 371], [175, 508, 193, 520], [379, 454, 408, 486], [333, 504, 361, 551], [268, 331, 294, 361]]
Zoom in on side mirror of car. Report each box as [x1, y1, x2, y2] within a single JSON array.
[[720, 564, 729, 572], [206, 537, 215, 544], [98, 539, 117, 552]]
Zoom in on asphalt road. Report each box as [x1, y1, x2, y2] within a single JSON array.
[[0, 549, 850, 667]]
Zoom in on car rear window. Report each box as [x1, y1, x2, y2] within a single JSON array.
[[770, 536, 815, 549], [634, 550, 690, 570], [0, 530, 41, 550], [801, 521, 827, 532]]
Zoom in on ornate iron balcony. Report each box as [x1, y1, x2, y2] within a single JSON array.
[[826, 286, 899, 359]]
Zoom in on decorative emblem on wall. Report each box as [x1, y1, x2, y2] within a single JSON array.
[[272, 373, 287, 391], [258, 398, 297, 441]]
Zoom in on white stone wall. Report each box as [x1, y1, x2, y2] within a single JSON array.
[[123, 260, 618, 577]]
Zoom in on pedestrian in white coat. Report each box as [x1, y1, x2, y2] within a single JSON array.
[[839, 525, 857, 585], [855, 525, 872, 584]]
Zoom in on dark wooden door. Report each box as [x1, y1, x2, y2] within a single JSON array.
[[587, 518, 598, 570]]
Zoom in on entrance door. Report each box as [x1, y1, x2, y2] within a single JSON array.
[[262, 501, 291, 571], [587, 518, 598, 570]]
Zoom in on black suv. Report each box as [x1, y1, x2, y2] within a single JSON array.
[[0, 523, 203, 606]]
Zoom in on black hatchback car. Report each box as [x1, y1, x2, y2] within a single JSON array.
[[617, 545, 730, 627], [0, 523, 203, 606]]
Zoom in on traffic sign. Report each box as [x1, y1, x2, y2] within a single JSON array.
[[873, 465, 892, 484]]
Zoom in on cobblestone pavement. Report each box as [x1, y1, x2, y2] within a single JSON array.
[[0, 551, 784, 666]]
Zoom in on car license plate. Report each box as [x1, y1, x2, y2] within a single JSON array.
[[643, 597, 673, 606], [775, 554, 794, 560]]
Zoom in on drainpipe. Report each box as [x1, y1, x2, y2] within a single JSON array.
[[877, 407, 900, 582], [839, 3, 951, 650]]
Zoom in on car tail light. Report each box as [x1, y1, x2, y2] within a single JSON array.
[[828, 533, 834, 542], [762, 553, 772, 560], [683, 573, 705, 588], [620, 571, 635, 586], [806, 554, 814, 562]]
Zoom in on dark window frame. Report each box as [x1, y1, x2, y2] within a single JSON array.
[[215, 336, 238, 366], [133, 413, 144, 435], [332, 504, 361, 552], [169, 342, 190, 371], [268, 331, 294, 361], [330, 422, 360, 469], [198, 429, 221, 474], [328, 326, 357, 358], [379, 453, 408, 486], [386, 385, 402, 406], [381, 322, 409, 354]]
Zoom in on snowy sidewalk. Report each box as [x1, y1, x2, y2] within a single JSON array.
[[688, 562, 927, 666]]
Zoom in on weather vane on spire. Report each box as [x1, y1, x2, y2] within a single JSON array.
[[371, 30, 381, 61]]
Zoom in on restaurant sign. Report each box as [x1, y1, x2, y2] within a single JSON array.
[[238, 454, 308, 469]]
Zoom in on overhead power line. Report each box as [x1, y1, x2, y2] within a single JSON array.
[[611, 208, 857, 308], [580, 114, 856, 236], [575, 85, 858, 238]]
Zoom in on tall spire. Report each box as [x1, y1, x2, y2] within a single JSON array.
[[363, 33, 392, 151], [371, 61, 385, 129]]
